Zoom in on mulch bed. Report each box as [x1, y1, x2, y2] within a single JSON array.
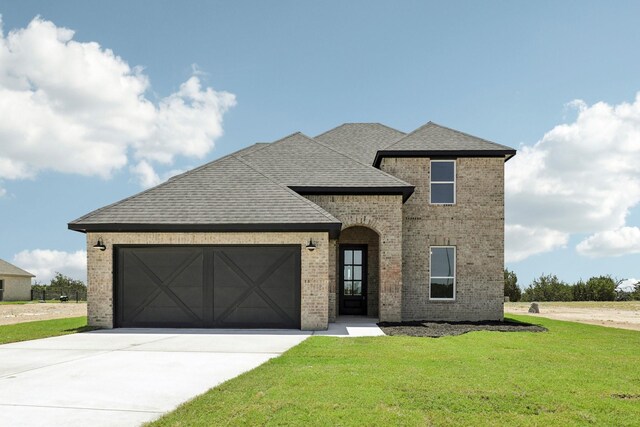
[[378, 319, 547, 338]]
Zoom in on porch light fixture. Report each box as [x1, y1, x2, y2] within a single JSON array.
[[306, 239, 316, 251], [93, 238, 106, 251]]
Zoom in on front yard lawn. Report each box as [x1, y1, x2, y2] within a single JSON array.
[[0, 316, 95, 345], [151, 315, 640, 426]]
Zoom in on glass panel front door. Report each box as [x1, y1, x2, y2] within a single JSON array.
[[339, 245, 367, 315]]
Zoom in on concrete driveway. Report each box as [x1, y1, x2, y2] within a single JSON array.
[[0, 329, 310, 427]]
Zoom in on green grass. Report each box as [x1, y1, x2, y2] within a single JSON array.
[[0, 300, 37, 305], [0, 316, 96, 345], [151, 315, 640, 427]]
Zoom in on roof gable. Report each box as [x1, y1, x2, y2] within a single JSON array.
[[314, 123, 405, 164], [373, 122, 516, 166], [0, 259, 35, 277]]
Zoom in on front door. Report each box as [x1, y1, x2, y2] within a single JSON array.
[[339, 245, 367, 315]]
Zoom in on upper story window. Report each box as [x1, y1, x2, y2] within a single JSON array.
[[430, 160, 456, 204]]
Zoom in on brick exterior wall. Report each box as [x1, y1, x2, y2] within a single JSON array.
[[304, 195, 403, 322], [0, 275, 32, 301], [86, 232, 329, 330], [380, 157, 505, 321]]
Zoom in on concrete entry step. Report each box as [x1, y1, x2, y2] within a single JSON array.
[[314, 316, 385, 337]]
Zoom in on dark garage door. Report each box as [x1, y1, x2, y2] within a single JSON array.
[[115, 245, 300, 328]]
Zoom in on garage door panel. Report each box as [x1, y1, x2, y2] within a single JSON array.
[[216, 247, 289, 283], [117, 247, 206, 327], [134, 295, 203, 326], [116, 245, 300, 329], [132, 248, 202, 280]]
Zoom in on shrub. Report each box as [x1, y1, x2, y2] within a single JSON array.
[[522, 274, 572, 302], [504, 268, 521, 302], [584, 276, 616, 301]]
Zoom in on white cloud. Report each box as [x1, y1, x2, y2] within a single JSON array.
[[506, 94, 640, 261], [505, 224, 569, 262], [0, 17, 235, 187], [13, 249, 87, 283], [576, 227, 640, 258], [617, 278, 638, 292], [130, 160, 186, 188], [130, 160, 161, 188]]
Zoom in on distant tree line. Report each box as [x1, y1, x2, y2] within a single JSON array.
[[32, 272, 87, 295], [504, 269, 640, 302]]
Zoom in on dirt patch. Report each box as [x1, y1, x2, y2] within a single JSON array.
[[505, 302, 640, 332], [378, 319, 546, 338], [0, 302, 87, 326]]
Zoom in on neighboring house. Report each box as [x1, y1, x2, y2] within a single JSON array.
[[69, 122, 516, 330], [0, 259, 35, 301]]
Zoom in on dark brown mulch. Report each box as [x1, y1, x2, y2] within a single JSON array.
[[377, 319, 547, 338]]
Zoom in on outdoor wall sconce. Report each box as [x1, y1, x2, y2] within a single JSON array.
[[306, 239, 316, 251], [93, 238, 107, 251]]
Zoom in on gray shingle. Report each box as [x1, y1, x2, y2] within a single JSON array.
[[240, 132, 412, 188], [383, 122, 515, 153], [69, 154, 340, 228], [0, 259, 35, 277], [315, 123, 405, 164]]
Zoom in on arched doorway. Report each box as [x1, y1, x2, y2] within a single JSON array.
[[337, 226, 380, 317]]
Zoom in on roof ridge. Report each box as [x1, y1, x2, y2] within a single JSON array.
[[384, 121, 512, 151], [302, 134, 414, 187], [70, 140, 278, 224], [383, 121, 434, 150], [426, 121, 513, 149], [69, 150, 243, 224], [233, 155, 341, 224], [314, 122, 406, 139]]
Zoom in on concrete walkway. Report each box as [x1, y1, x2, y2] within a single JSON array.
[[314, 316, 385, 337], [0, 319, 384, 426]]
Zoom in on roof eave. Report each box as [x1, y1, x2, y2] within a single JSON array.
[[289, 185, 415, 203], [68, 222, 343, 239], [373, 149, 518, 167], [0, 272, 36, 278]]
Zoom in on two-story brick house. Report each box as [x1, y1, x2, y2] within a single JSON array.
[[69, 122, 515, 330]]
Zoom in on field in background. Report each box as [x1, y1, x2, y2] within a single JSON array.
[[0, 302, 87, 326], [505, 301, 640, 331]]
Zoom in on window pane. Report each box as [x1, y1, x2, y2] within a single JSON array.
[[344, 281, 353, 295], [431, 183, 454, 204], [353, 266, 362, 280], [352, 281, 362, 296], [344, 250, 352, 264], [431, 161, 454, 182], [431, 278, 454, 299], [353, 250, 362, 265], [344, 266, 352, 280], [431, 247, 455, 277]]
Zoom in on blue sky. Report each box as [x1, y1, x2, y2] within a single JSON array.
[[0, 1, 639, 287]]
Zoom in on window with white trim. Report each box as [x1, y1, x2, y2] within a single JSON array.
[[430, 160, 456, 204], [430, 246, 455, 300]]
